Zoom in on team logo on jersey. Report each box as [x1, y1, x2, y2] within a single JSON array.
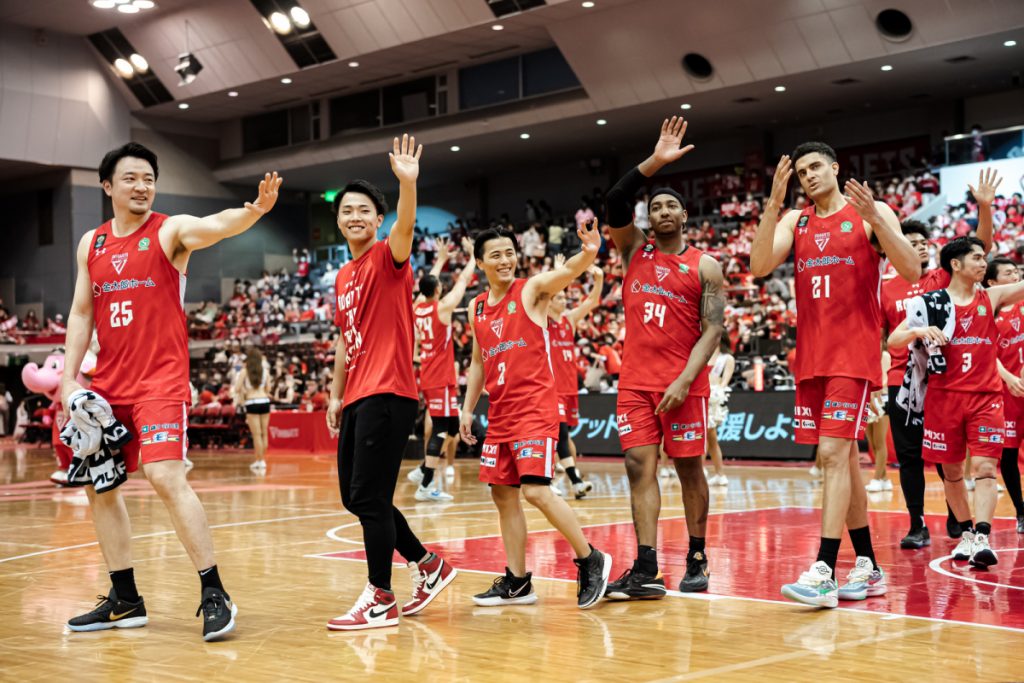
[[814, 233, 830, 252], [960, 316, 973, 332], [977, 305, 987, 316], [490, 319, 504, 337], [507, 301, 516, 314], [797, 215, 809, 228], [840, 221, 854, 232], [678, 263, 690, 274], [641, 244, 655, 259], [1012, 319, 1021, 332], [138, 237, 150, 251], [111, 253, 129, 275], [92, 282, 101, 297], [94, 233, 106, 251], [630, 279, 642, 293], [476, 301, 485, 317], [655, 265, 670, 282]]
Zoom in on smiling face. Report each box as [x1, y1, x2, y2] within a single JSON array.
[[336, 191, 384, 247], [649, 193, 687, 235], [794, 152, 839, 201], [103, 156, 156, 216], [479, 236, 518, 286]]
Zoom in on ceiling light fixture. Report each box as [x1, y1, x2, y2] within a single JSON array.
[[290, 6, 311, 28], [680, 103, 691, 110], [178, 102, 189, 110], [91, 0, 117, 7], [519, 132, 530, 139], [880, 64, 893, 71], [582, 1, 595, 6], [281, 77, 293, 84], [774, 85, 786, 92], [129, 53, 149, 72], [269, 11, 292, 34], [228, 90, 239, 97], [113, 58, 134, 78], [1005, 39, 1017, 47], [133, 0, 155, 7], [596, 119, 607, 125], [174, 21, 203, 85], [492, 24, 504, 31], [348, 61, 359, 68], [117, 3, 140, 12], [92, 0, 157, 9], [450, 145, 461, 152]]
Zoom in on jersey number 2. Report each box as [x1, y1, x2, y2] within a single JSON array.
[[497, 361, 507, 386], [110, 301, 133, 328]]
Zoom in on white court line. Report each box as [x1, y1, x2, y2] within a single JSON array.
[[927, 547, 1024, 591]]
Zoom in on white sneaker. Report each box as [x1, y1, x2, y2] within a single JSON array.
[[809, 465, 822, 479], [658, 466, 673, 479], [965, 478, 975, 491], [710, 474, 729, 487], [49, 469, 69, 486], [550, 480, 567, 497], [249, 460, 266, 472], [572, 481, 593, 499], [969, 532, 997, 568], [407, 466, 425, 485], [952, 530, 975, 561], [781, 561, 838, 608], [865, 478, 892, 492], [415, 486, 453, 503], [837, 556, 887, 600], [445, 465, 455, 480]]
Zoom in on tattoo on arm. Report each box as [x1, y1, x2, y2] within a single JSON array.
[[700, 273, 726, 329]]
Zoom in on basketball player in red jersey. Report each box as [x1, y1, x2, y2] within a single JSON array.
[[881, 170, 999, 548], [751, 142, 921, 608], [603, 117, 726, 598], [985, 257, 1024, 533], [325, 135, 456, 630], [459, 221, 611, 609], [889, 237, 1024, 567], [59, 142, 282, 639], [408, 237, 476, 502], [547, 258, 604, 499]]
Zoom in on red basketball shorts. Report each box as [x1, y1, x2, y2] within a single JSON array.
[[558, 394, 580, 428], [794, 377, 871, 445], [111, 401, 189, 473], [922, 389, 1004, 463], [423, 385, 459, 418], [616, 388, 707, 458], [478, 436, 556, 486]]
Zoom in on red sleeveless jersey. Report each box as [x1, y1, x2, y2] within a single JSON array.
[[881, 268, 951, 386], [792, 203, 883, 387], [471, 279, 559, 441], [619, 242, 709, 396], [414, 300, 457, 390], [548, 314, 578, 395], [995, 301, 1024, 377], [333, 239, 417, 405], [87, 212, 190, 405], [930, 289, 1000, 393]]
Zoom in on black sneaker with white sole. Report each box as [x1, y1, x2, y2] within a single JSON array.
[[196, 587, 237, 641], [574, 546, 611, 609], [679, 551, 710, 593], [900, 526, 931, 549], [67, 589, 147, 632], [604, 565, 667, 600], [472, 568, 538, 606]]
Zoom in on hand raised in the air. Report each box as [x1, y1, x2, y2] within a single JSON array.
[[578, 218, 601, 256], [245, 172, 283, 216], [968, 167, 1003, 207], [651, 117, 695, 168], [461, 236, 474, 256], [435, 236, 451, 262], [554, 253, 566, 270], [844, 179, 880, 223], [389, 133, 422, 184], [767, 156, 792, 208]]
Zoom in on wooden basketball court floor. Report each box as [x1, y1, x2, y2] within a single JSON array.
[[1, 443, 1022, 682]]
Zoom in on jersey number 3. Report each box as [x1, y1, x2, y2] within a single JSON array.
[[110, 301, 133, 328]]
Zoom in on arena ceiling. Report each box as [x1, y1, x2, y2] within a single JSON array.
[[0, 0, 1022, 192]]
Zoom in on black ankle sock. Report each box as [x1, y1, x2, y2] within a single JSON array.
[[908, 505, 925, 530], [565, 466, 583, 485], [687, 536, 706, 559], [110, 568, 140, 603], [816, 537, 841, 575], [958, 519, 974, 534], [848, 526, 878, 570], [198, 565, 225, 593], [637, 544, 658, 574], [975, 521, 991, 535], [421, 466, 435, 488]]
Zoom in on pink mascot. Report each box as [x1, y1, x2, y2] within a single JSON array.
[[21, 348, 96, 485]]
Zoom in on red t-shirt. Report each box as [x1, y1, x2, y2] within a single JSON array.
[[619, 242, 709, 395], [333, 239, 417, 405], [414, 300, 457, 391], [929, 289, 1000, 393], [881, 268, 951, 386], [792, 203, 882, 388], [88, 212, 190, 405], [547, 315, 577, 395], [471, 279, 559, 441], [995, 301, 1024, 394]]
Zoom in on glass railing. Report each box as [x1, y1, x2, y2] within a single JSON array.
[[945, 124, 1024, 164]]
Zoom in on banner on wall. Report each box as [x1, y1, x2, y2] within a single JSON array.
[[474, 391, 814, 460]]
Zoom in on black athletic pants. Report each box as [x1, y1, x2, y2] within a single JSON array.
[[338, 394, 427, 590], [887, 386, 929, 527]]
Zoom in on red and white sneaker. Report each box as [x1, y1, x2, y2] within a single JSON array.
[[327, 584, 399, 631], [402, 553, 457, 616]]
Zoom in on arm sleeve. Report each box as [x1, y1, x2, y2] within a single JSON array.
[[606, 166, 647, 228]]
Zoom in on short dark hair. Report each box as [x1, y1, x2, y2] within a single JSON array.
[[473, 227, 519, 261], [984, 256, 1018, 287], [791, 141, 837, 164], [419, 274, 439, 298], [901, 220, 930, 240], [939, 236, 985, 274], [99, 142, 159, 184], [333, 179, 388, 216]]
